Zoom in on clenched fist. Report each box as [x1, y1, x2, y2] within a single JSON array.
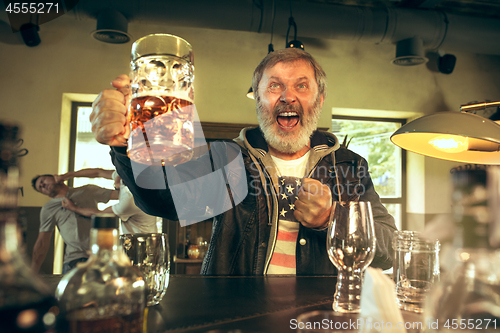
[[293, 178, 332, 229], [90, 75, 131, 146]]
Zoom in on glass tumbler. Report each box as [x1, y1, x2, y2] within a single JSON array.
[[393, 230, 440, 313], [120, 233, 171, 306]]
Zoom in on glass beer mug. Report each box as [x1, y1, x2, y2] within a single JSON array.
[[128, 33, 195, 165]]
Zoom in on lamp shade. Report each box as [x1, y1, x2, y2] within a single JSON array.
[[91, 9, 131, 44], [247, 87, 254, 99], [390, 112, 500, 164]]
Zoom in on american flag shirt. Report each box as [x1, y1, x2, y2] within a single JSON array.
[[267, 152, 309, 275]]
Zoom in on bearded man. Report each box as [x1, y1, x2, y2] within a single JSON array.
[[90, 48, 397, 275]]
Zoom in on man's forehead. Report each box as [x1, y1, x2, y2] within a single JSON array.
[[263, 60, 315, 80]]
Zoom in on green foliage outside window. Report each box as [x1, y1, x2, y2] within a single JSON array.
[[332, 119, 402, 197]]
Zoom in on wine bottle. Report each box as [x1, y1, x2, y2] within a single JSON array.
[[0, 122, 61, 333], [55, 214, 146, 333]]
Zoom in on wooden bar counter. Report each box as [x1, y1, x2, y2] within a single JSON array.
[[42, 274, 421, 333]]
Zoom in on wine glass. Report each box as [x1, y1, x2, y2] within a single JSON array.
[[327, 201, 376, 313]]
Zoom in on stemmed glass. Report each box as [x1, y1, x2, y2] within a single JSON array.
[[327, 201, 376, 313]]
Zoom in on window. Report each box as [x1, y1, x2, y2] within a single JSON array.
[[69, 102, 115, 192], [68, 101, 162, 230], [331, 115, 406, 230]]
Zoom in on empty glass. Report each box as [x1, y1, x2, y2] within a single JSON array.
[[393, 230, 440, 313], [120, 233, 170, 306], [327, 201, 376, 313]]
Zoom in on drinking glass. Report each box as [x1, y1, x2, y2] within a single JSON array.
[[393, 230, 440, 313], [327, 201, 376, 313], [128, 33, 195, 165], [120, 233, 170, 306]]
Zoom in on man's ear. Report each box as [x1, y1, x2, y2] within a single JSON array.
[[319, 94, 324, 107]]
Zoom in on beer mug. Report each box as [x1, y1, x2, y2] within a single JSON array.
[[128, 33, 195, 165], [120, 233, 170, 306]]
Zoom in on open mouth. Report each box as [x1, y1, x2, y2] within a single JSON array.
[[276, 111, 300, 129]]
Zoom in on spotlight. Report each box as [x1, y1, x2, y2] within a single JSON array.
[[438, 54, 456, 74], [20, 23, 40, 47], [286, 17, 304, 50]]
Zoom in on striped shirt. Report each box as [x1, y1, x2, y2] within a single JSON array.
[[267, 152, 309, 275]]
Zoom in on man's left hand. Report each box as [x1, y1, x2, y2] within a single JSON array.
[[293, 178, 332, 229], [61, 198, 76, 210]]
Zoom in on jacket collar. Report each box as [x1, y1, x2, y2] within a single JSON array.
[[234, 126, 340, 157]]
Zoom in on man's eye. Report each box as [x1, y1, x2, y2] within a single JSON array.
[[269, 83, 282, 91], [297, 83, 307, 90]]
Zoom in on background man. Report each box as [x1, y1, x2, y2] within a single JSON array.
[[89, 48, 397, 275], [55, 168, 159, 234], [31, 174, 117, 273]]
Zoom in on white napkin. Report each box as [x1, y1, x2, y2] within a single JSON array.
[[360, 267, 407, 333]]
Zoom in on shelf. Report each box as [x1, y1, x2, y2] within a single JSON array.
[[173, 256, 203, 264]]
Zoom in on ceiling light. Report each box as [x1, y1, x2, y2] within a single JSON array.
[[247, 0, 277, 100], [247, 87, 254, 99], [391, 103, 500, 164], [391, 36, 428, 66], [91, 9, 131, 44], [286, 16, 304, 50]]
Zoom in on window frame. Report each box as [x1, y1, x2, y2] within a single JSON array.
[[68, 101, 93, 188], [332, 114, 407, 230]]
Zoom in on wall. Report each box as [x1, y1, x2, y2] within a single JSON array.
[[1, 11, 499, 225]]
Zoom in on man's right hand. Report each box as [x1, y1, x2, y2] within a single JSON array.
[[90, 74, 131, 146], [53, 173, 66, 184]]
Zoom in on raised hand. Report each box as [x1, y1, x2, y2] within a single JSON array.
[[90, 75, 131, 146]]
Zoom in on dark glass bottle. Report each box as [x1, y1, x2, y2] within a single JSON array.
[[425, 167, 500, 331], [55, 214, 146, 333], [0, 122, 60, 333]]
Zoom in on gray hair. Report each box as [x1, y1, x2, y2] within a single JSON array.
[[251, 48, 327, 101]]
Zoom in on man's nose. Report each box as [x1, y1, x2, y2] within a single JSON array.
[[279, 88, 296, 104]]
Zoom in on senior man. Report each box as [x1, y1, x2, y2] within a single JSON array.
[[89, 48, 397, 275]]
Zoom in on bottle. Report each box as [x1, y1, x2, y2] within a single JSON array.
[[55, 214, 146, 333], [184, 226, 191, 258], [424, 166, 500, 331], [0, 122, 60, 332]]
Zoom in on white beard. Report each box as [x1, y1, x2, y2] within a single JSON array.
[[256, 96, 322, 154]]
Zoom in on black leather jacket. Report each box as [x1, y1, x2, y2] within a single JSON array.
[[111, 127, 397, 276]]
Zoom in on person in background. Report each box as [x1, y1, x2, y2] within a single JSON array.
[[31, 174, 117, 273], [55, 168, 159, 234], [89, 48, 397, 275]]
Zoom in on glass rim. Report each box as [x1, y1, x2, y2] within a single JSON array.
[[133, 33, 192, 49], [131, 33, 193, 62], [393, 230, 440, 250]]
